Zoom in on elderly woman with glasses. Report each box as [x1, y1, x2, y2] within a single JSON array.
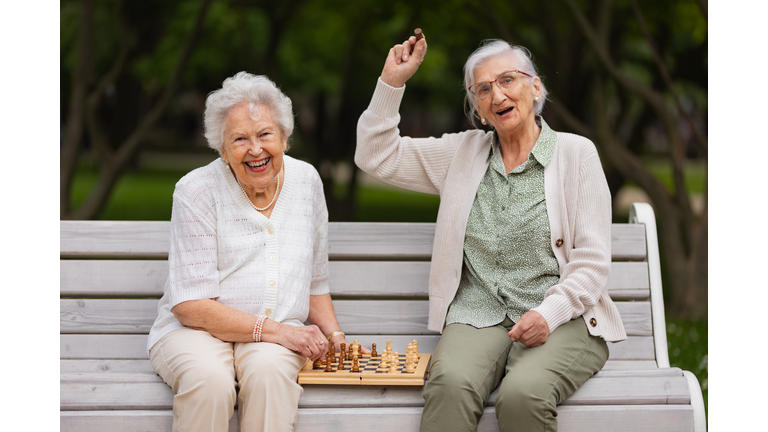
[[147, 72, 355, 432], [355, 35, 627, 432]]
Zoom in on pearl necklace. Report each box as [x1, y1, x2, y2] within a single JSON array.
[[236, 169, 281, 212]]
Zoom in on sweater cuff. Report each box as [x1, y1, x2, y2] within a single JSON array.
[[532, 295, 573, 335], [367, 77, 406, 118]]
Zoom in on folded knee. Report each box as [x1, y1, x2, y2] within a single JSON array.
[[176, 360, 236, 398]]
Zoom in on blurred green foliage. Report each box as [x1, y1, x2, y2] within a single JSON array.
[[667, 319, 708, 420]]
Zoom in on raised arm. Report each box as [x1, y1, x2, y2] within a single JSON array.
[[356, 32, 469, 194]]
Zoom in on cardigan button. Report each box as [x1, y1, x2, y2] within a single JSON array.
[[589, 318, 597, 327], [555, 238, 564, 247]]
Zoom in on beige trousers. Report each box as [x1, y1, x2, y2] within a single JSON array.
[[149, 328, 307, 432]]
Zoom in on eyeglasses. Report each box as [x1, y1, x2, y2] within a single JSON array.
[[468, 70, 533, 100]]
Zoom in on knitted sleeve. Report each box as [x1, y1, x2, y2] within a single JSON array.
[[533, 146, 612, 333], [355, 78, 460, 195], [166, 176, 221, 309], [310, 169, 330, 296]]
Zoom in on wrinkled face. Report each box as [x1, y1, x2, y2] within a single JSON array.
[[220, 103, 286, 194], [473, 53, 541, 136]]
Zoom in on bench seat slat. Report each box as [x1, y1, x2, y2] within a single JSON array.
[[61, 334, 655, 361], [60, 372, 690, 412], [60, 260, 650, 301], [60, 299, 652, 337], [61, 221, 647, 261], [61, 405, 695, 432]]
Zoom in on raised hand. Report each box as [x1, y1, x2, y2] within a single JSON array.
[[380, 31, 428, 88]]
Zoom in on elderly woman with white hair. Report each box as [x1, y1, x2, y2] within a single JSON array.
[[147, 71, 353, 432], [355, 35, 627, 432]]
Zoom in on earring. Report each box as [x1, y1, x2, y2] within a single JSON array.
[[481, 118, 487, 125], [534, 96, 539, 102]]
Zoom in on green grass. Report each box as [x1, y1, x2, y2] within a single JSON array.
[[354, 186, 439, 222], [666, 318, 708, 421], [640, 157, 707, 194], [71, 165, 187, 221]]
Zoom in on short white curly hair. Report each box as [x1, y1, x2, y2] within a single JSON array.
[[203, 72, 294, 154], [463, 40, 548, 127]]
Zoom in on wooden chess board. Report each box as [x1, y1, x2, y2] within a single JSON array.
[[298, 352, 431, 386]]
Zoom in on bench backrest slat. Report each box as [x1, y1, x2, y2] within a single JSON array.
[[60, 333, 655, 361], [61, 221, 647, 262], [60, 299, 652, 338], [60, 260, 650, 301]]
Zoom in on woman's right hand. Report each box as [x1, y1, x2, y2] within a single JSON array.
[[380, 33, 428, 88], [262, 320, 329, 361]]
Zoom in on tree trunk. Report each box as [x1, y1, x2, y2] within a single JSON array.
[[60, 0, 212, 220], [61, 0, 95, 219]]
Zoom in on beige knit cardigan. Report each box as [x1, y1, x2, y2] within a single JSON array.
[[355, 79, 627, 342]]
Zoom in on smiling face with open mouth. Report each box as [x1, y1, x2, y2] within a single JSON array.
[[220, 103, 286, 207], [473, 53, 542, 141]]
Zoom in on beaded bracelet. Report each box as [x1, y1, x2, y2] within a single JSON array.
[[252, 315, 268, 342]]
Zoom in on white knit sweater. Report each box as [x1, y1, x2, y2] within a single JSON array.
[[147, 156, 330, 353], [355, 79, 627, 342]]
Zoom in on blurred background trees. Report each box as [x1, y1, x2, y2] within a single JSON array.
[[60, 0, 707, 318]]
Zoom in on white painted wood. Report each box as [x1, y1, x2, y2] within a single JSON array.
[[61, 260, 168, 297], [60, 299, 652, 337], [59, 358, 661, 376], [683, 370, 707, 431], [61, 359, 157, 374], [61, 334, 149, 359], [60, 334, 655, 361], [61, 405, 694, 432], [60, 221, 172, 259], [61, 221, 647, 261], [60, 260, 650, 300], [610, 224, 647, 261], [630, 203, 670, 368], [61, 372, 691, 411]]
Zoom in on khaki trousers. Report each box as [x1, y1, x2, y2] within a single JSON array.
[[149, 328, 307, 432], [420, 318, 609, 432]]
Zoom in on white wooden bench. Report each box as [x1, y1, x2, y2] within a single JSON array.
[[60, 202, 705, 431]]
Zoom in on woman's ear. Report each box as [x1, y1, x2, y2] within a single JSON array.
[[533, 76, 542, 99]]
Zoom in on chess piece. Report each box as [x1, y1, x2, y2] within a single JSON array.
[[371, 343, 378, 358], [389, 354, 397, 373], [394, 352, 400, 367], [325, 353, 333, 372], [313, 357, 323, 369], [352, 340, 359, 358], [352, 355, 360, 372], [405, 354, 415, 373], [380, 352, 389, 369], [338, 355, 345, 370], [340, 343, 346, 361]]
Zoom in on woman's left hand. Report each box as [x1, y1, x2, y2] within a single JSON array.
[[508, 310, 550, 348]]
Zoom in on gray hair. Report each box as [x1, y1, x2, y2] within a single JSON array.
[[463, 40, 548, 127], [203, 72, 294, 154]]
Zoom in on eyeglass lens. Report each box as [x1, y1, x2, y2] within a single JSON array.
[[473, 71, 520, 99]]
